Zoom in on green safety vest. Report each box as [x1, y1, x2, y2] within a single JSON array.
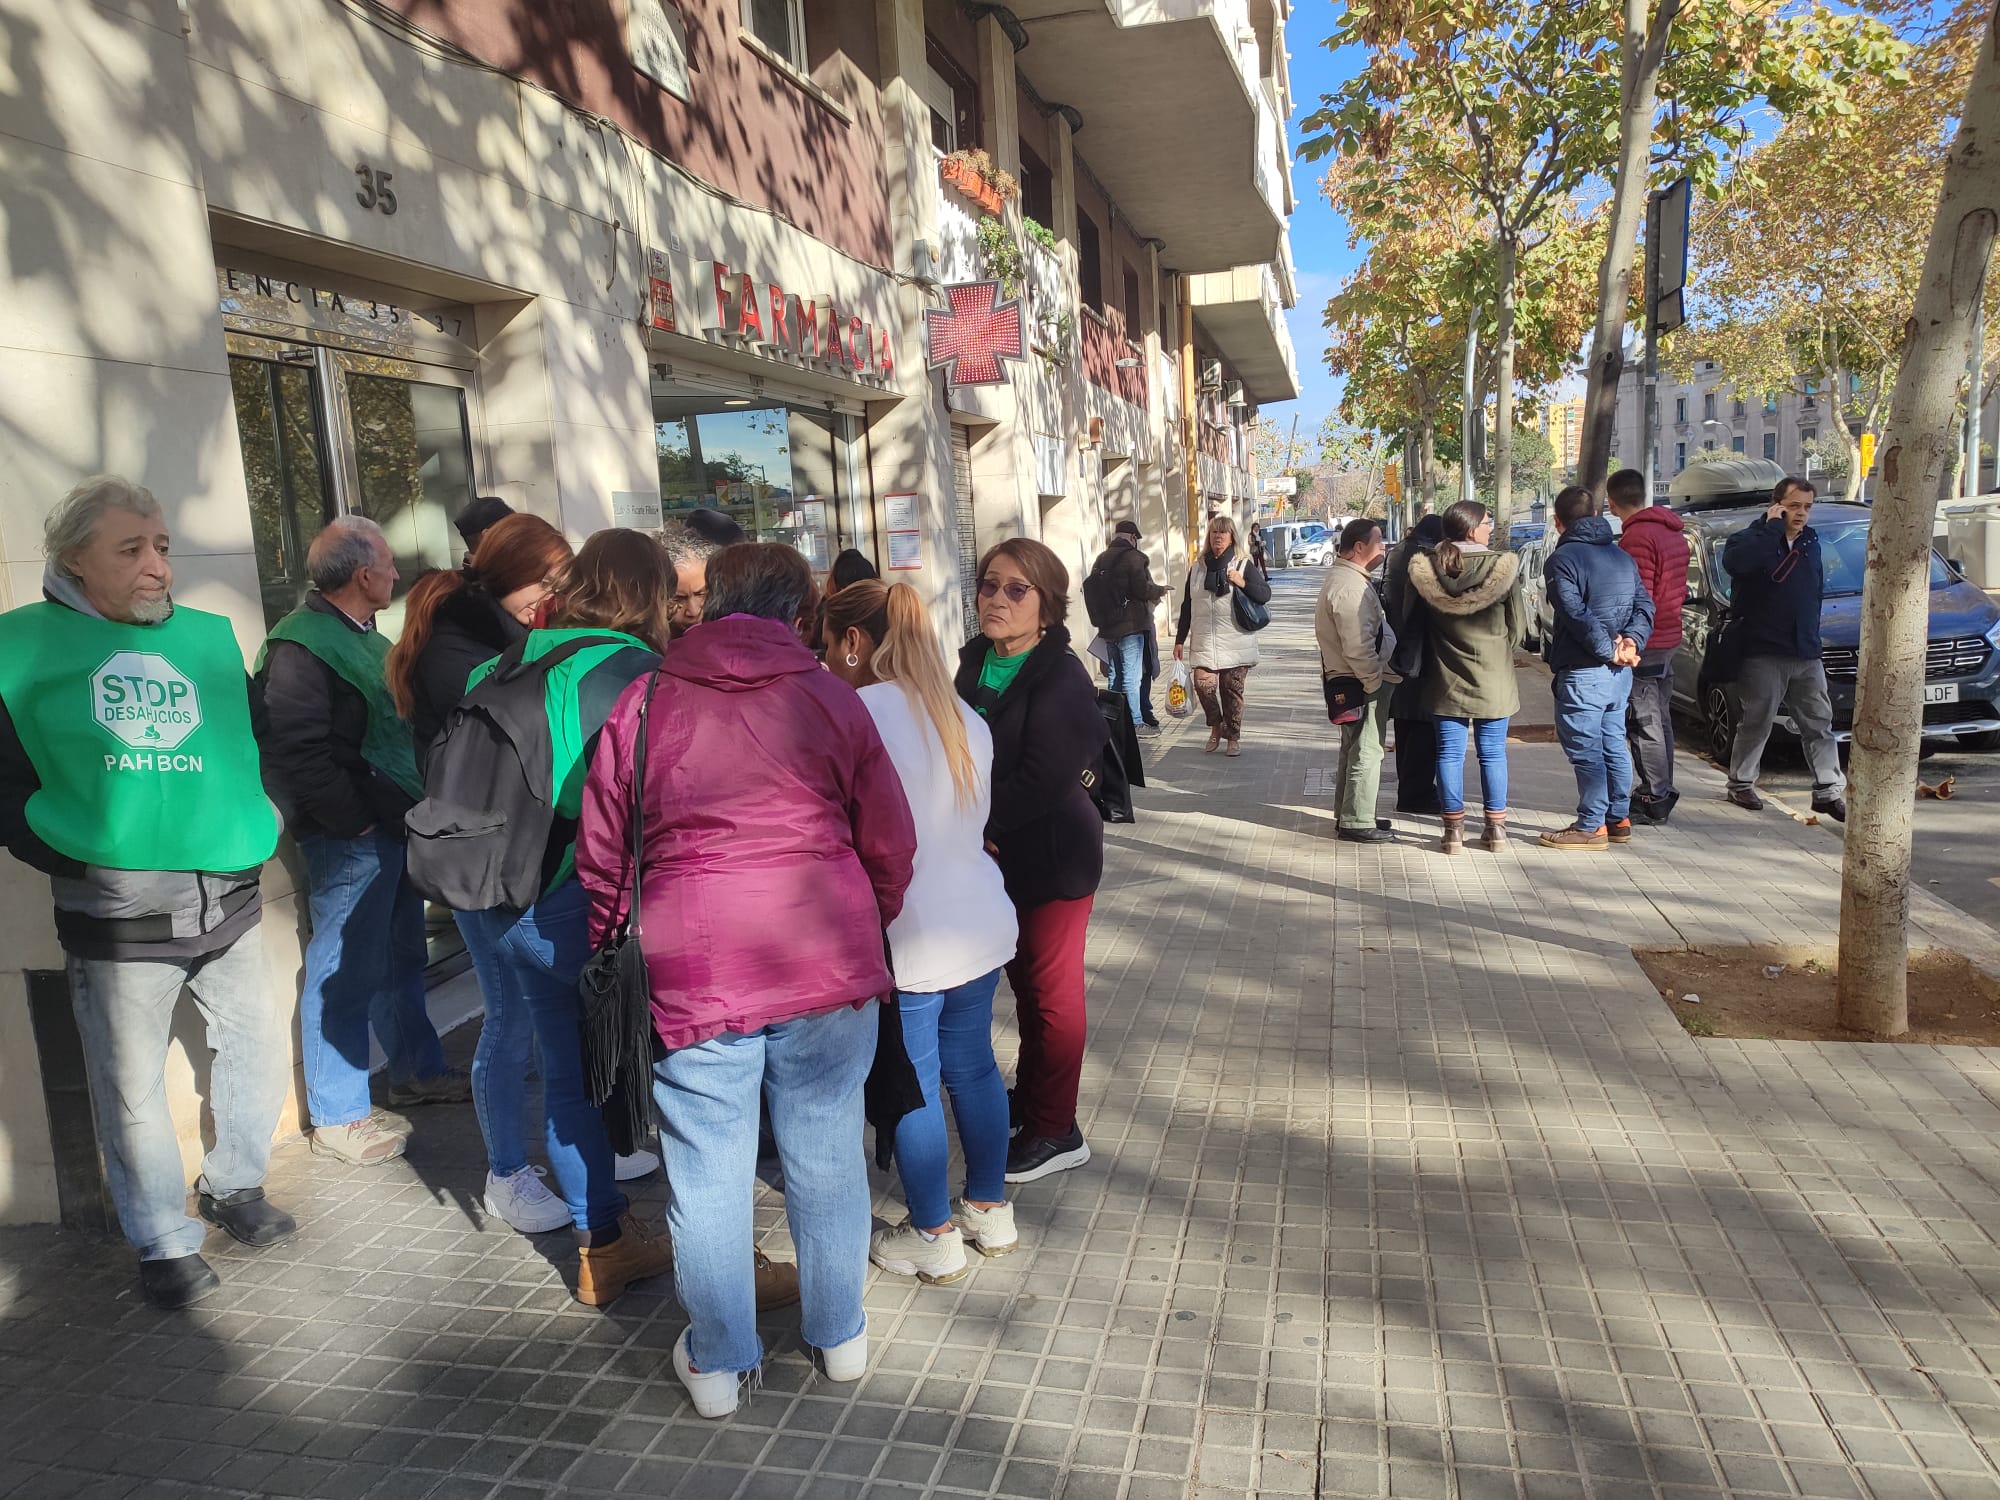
[[0, 601, 280, 872], [258, 604, 425, 800]]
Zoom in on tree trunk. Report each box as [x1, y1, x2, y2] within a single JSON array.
[[1827, 372, 1865, 501], [1836, 1, 2000, 1037], [1420, 420, 1438, 513], [1461, 317, 1480, 505], [1492, 232, 1518, 534], [1576, 0, 1677, 495]]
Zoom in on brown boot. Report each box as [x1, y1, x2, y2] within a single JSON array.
[[1481, 810, 1508, 852], [1440, 811, 1466, 855], [575, 1213, 674, 1307], [755, 1248, 801, 1310]]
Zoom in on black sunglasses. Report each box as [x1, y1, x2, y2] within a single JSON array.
[[977, 577, 1038, 604]]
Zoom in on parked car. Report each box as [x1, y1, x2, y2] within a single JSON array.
[[1291, 526, 1337, 566], [1516, 533, 1555, 652], [1670, 501, 2000, 752]]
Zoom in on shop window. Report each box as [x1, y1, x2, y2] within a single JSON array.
[[925, 38, 978, 153], [1018, 139, 1053, 231], [744, 0, 806, 71], [656, 404, 841, 570], [1122, 267, 1143, 339], [1763, 432, 1777, 459], [1077, 211, 1103, 311]]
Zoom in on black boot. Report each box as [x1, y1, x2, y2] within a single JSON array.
[[199, 1186, 297, 1248], [140, 1253, 220, 1310]]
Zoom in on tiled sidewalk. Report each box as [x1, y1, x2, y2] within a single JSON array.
[[5, 573, 2000, 1499]]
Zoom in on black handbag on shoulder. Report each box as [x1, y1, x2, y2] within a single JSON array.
[[578, 669, 663, 1156], [1231, 586, 1271, 633]]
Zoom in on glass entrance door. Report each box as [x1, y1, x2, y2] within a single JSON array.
[[226, 334, 478, 629]]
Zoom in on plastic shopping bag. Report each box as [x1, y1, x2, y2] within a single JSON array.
[[1164, 659, 1195, 719]]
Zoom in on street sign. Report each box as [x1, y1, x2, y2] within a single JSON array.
[[1648, 178, 1692, 335], [1263, 475, 1298, 496]]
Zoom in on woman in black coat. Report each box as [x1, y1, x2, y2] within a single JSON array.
[[1383, 515, 1446, 814], [954, 538, 1107, 1189]]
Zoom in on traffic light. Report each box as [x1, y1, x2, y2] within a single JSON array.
[[1859, 432, 1877, 475], [1384, 465, 1402, 501]]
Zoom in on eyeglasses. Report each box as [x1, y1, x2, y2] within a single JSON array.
[[977, 577, 1037, 604]]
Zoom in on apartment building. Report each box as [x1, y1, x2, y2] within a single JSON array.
[[1613, 359, 1862, 492], [0, 0, 1299, 1224]]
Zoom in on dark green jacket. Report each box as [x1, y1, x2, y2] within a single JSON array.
[[1406, 548, 1523, 720]]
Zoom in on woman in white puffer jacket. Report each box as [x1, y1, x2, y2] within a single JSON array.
[[1173, 513, 1272, 756]]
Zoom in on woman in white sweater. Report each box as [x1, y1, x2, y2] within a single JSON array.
[[824, 580, 1021, 1285]]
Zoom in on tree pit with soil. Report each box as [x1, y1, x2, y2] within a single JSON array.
[[1633, 944, 2000, 1045]]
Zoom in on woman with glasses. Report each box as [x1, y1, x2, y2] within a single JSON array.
[[1174, 513, 1272, 756], [953, 539, 1108, 1186]]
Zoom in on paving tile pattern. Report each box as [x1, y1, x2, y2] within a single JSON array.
[[4, 574, 2000, 1498]]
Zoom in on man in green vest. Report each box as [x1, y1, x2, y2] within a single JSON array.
[[0, 475, 294, 1310], [255, 517, 468, 1169]]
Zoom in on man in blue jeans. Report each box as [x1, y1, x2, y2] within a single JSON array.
[[256, 518, 467, 1167], [1542, 487, 1654, 851], [1084, 519, 1167, 734]]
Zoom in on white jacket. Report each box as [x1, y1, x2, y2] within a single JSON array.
[[858, 682, 1018, 993], [1182, 560, 1261, 670]]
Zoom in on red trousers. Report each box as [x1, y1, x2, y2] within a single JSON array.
[[1005, 895, 1094, 1138]]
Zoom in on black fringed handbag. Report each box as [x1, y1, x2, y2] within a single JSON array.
[[579, 669, 662, 1156]]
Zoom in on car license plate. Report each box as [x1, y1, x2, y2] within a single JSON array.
[[1924, 683, 1961, 705]]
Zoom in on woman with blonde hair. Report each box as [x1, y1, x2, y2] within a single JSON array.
[[1174, 512, 1271, 755], [825, 581, 1020, 1285]]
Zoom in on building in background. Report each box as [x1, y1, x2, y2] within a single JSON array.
[[1540, 397, 1587, 480], [0, 0, 1297, 1225]]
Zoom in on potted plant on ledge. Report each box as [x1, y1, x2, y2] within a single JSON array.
[[940, 148, 1018, 216]]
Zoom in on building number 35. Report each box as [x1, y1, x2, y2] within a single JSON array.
[[354, 164, 398, 216]]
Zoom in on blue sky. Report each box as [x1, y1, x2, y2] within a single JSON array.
[[1265, 19, 1361, 457]]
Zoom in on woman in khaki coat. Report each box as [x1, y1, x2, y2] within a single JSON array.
[[1406, 501, 1523, 854]]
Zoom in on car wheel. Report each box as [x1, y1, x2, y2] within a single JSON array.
[[1958, 730, 2000, 752], [1704, 681, 1737, 758]]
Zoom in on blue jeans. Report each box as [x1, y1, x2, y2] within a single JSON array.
[[1109, 632, 1147, 727], [653, 1003, 877, 1374], [1553, 666, 1635, 830], [892, 971, 1008, 1229], [1434, 716, 1510, 815], [458, 880, 625, 1233], [68, 926, 289, 1260], [298, 830, 446, 1128]]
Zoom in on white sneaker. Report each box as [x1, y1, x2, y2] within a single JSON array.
[[869, 1222, 969, 1284], [614, 1150, 660, 1181], [952, 1200, 1020, 1257], [813, 1330, 868, 1382], [673, 1327, 745, 1419], [484, 1166, 572, 1234]]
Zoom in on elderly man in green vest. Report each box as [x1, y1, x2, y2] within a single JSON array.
[[255, 517, 468, 1170], [0, 476, 294, 1309]]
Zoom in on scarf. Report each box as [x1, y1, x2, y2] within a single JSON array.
[[1202, 546, 1236, 596]]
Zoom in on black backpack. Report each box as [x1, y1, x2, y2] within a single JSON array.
[[404, 635, 651, 911], [1081, 553, 1127, 631]]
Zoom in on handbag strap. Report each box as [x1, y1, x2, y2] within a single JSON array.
[[622, 669, 663, 938]]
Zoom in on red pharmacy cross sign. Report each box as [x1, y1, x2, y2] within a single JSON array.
[[926, 281, 1026, 386]]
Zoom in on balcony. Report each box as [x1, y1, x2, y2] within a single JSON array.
[[1005, 1, 1285, 272], [1186, 261, 1299, 404]]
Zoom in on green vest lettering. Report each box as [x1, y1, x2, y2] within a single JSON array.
[[258, 604, 425, 800], [0, 602, 280, 872]]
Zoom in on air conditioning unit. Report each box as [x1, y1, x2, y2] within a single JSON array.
[[1225, 379, 1246, 407], [1199, 359, 1223, 391]]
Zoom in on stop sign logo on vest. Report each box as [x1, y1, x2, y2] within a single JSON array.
[[90, 651, 203, 751]]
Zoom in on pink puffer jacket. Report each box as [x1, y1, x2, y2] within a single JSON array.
[[577, 615, 916, 1050]]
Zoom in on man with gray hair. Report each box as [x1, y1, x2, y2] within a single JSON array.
[[255, 516, 464, 1171], [0, 475, 292, 1309], [660, 521, 721, 639]]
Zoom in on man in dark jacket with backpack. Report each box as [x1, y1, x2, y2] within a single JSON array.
[[1084, 519, 1166, 735], [1543, 487, 1654, 851], [255, 518, 465, 1172]]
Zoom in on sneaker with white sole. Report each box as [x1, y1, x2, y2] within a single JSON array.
[[869, 1222, 969, 1284], [673, 1327, 746, 1419], [613, 1149, 660, 1181], [484, 1166, 572, 1234], [812, 1330, 868, 1382], [951, 1200, 1019, 1257], [311, 1116, 406, 1166]]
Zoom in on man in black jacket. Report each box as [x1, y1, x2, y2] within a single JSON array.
[[256, 518, 464, 1170], [1721, 476, 1845, 820], [1086, 520, 1167, 735]]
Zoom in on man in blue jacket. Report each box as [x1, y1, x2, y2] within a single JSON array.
[[1720, 476, 1845, 820], [1542, 486, 1654, 850]]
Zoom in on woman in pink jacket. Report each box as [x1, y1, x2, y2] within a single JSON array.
[[577, 542, 915, 1420]]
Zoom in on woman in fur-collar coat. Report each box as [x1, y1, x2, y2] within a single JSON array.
[[1406, 502, 1524, 854]]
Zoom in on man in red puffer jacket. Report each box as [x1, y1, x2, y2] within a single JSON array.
[[1610, 468, 1690, 824]]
